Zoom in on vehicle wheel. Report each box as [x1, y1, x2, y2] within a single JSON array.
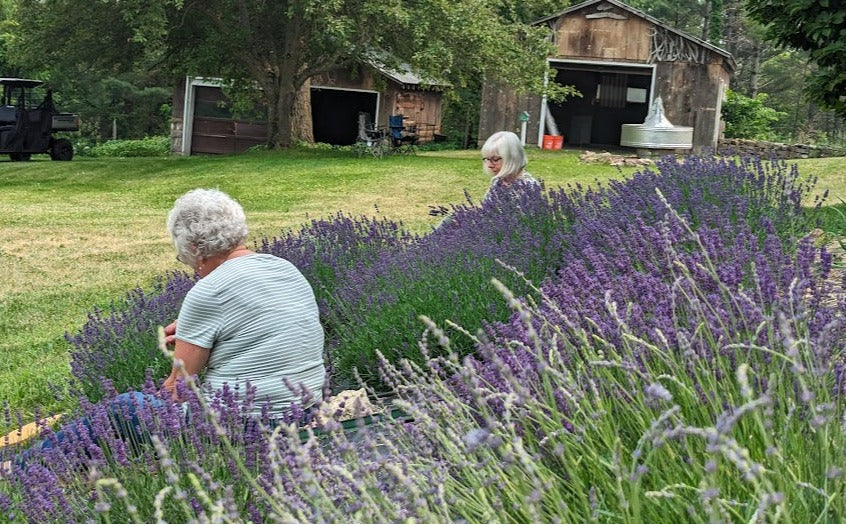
[[50, 138, 73, 161], [9, 152, 31, 161]]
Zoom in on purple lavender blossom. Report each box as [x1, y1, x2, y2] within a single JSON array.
[[13, 153, 835, 521]]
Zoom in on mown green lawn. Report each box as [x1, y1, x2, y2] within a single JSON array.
[[0, 147, 842, 418]]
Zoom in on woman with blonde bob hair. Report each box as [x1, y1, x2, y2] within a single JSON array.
[[430, 131, 540, 226], [480, 131, 538, 200]]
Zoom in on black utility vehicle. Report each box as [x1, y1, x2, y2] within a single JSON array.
[[0, 78, 79, 161]]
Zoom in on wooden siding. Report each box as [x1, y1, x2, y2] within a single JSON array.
[[173, 66, 445, 154], [312, 68, 379, 91], [554, 4, 651, 61], [653, 60, 728, 149], [478, 81, 542, 146], [387, 88, 443, 140], [187, 85, 266, 155], [313, 68, 443, 136], [191, 119, 265, 155], [479, 1, 734, 152]]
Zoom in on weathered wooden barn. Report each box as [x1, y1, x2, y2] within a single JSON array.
[[479, 0, 735, 152], [172, 64, 444, 155]]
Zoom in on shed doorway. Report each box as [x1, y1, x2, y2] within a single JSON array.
[[547, 61, 654, 147], [311, 87, 379, 145]]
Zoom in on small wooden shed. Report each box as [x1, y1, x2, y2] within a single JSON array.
[[172, 64, 444, 155], [478, 0, 735, 152]]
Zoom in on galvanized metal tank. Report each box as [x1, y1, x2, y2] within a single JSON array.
[[620, 97, 692, 151]]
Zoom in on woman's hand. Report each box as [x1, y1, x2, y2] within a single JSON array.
[[161, 339, 211, 402], [163, 321, 177, 346]]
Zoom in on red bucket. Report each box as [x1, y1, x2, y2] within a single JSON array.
[[542, 134, 555, 149]]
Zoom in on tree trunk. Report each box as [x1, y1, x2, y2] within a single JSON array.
[[292, 79, 314, 143], [749, 44, 761, 98], [265, 79, 314, 148], [265, 78, 298, 149]]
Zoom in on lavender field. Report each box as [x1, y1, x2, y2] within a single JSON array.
[[3, 154, 845, 522]]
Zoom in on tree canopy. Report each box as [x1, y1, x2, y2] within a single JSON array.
[[744, 0, 846, 118], [12, 0, 566, 148]]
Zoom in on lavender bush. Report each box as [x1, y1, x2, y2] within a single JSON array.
[[64, 155, 819, 400], [2, 203, 845, 521], [318, 155, 818, 388], [66, 272, 196, 402], [257, 210, 419, 310], [321, 183, 572, 387], [8, 153, 840, 520]]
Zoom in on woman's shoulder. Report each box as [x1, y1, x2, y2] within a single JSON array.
[[519, 172, 540, 185], [237, 253, 309, 282], [202, 253, 289, 284]]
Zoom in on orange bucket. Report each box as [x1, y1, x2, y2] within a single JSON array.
[[542, 135, 555, 149], [552, 135, 564, 149]]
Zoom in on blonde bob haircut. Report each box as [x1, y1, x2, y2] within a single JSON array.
[[481, 131, 527, 180]]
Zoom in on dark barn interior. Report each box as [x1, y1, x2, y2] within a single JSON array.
[[548, 64, 652, 147], [311, 88, 378, 145]]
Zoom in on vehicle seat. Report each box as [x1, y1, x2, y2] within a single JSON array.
[[0, 108, 24, 150], [0, 105, 16, 125]]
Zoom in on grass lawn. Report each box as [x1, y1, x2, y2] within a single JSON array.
[[0, 147, 843, 420]]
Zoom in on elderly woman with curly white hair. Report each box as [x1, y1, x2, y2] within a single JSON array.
[[5, 189, 324, 472], [162, 188, 325, 417]]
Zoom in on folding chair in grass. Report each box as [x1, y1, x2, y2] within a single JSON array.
[[355, 112, 387, 158], [388, 115, 418, 155]]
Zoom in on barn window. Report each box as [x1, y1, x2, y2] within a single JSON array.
[[626, 87, 648, 103], [599, 73, 627, 108]]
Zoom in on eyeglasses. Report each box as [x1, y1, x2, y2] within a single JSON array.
[[482, 156, 502, 164]]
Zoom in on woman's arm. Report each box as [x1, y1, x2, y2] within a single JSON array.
[[162, 339, 211, 401]]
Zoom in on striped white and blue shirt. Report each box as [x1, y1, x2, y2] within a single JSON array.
[[176, 253, 325, 418]]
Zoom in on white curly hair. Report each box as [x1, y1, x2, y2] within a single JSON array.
[[167, 188, 249, 265]]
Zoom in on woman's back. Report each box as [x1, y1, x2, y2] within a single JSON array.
[[177, 253, 325, 417]]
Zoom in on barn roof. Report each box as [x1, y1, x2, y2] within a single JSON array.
[[366, 54, 449, 90], [534, 0, 734, 65]]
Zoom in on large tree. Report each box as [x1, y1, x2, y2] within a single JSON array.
[[13, 0, 560, 148], [11, 0, 175, 140], [744, 0, 846, 118]]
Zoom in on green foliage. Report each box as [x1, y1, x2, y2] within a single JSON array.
[[708, 0, 723, 42], [757, 50, 846, 145], [813, 200, 846, 239], [6, 0, 569, 149], [328, 251, 548, 389], [745, 0, 846, 118], [441, 80, 484, 148], [721, 88, 786, 140], [88, 136, 170, 158], [0, 0, 21, 77], [9, 0, 174, 142], [627, 0, 708, 37]]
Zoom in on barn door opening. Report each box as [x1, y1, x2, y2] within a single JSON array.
[[547, 62, 653, 147], [311, 88, 379, 145]]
